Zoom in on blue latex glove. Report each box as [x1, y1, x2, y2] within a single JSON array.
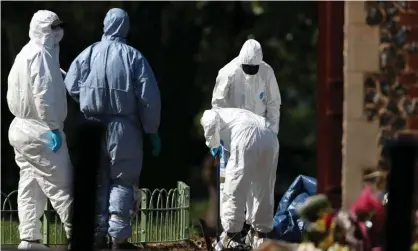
[[210, 146, 223, 158], [150, 134, 161, 157], [47, 129, 62, 153]]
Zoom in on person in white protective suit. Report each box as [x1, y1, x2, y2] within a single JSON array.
[[211, 39, 281, 244], [200, 108, 279, 249], [7, 10, 73, 250]]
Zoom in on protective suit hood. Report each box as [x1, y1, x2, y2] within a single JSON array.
[[102, 8, 130, 42], [200, 110, 221, 148], [238, 39, 263, 65], [29, 10, 63, 47]]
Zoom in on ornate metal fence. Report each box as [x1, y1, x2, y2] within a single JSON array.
[[1, 181, 190, 245]]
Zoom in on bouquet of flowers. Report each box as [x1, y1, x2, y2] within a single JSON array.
[[256, 184, 418, 251], [295, 186, 386, 251]]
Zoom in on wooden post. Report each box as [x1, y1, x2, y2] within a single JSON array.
[[317, 1, 344, 209]]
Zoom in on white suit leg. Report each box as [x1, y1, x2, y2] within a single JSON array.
[[10, 120, 73, 240], [221, 145, 255, 233], [219, 147, 229, 218], [245, 191, 253, 225], [37, 134, 73, 239], [250, 141, 279, 233], [219, 183, 224, 217], [15, 150, 48, 241]]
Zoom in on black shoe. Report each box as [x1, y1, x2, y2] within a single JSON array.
[[112, 241, 142, 250], [243, 222, 251, 232], [68, 238, 108, 250], [222, 232, 245, 249], [94, 236, 110, 249], [240, 222, 251, 243]]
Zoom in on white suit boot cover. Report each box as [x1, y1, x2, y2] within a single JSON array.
[[212, 232, 227, 250], [18, 241, 49, 250], [244, 228, 268, 249], [214, 232, 245, 251], [244, 228, 254, 246], [251, 235, 268, 249]]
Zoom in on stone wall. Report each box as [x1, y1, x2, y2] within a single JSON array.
[[343, 1, 418, 208], [343, 1, 380, 209]]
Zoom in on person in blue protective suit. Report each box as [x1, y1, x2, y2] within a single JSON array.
[[64, 8, 161, 250]]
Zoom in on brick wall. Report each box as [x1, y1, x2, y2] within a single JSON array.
[[343, 1, 418, 208]]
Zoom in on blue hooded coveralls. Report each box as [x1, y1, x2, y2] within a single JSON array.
[[64, 8, 161, 240]]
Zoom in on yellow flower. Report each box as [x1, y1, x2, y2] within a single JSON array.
[[411, 242, 418, 251], [297, 242, 322, 251], [315, 219, 327, 233], [318, 232, 334, 249], [327, 243, 350, 251]]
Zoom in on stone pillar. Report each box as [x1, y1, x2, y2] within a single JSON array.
[[342, 1, 380, 209]]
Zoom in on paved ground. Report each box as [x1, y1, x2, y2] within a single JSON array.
[[2, 239, 206, 251]]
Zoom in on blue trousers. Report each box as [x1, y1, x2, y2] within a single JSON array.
[[96, 174, 135, 240], [95, 118, 143, 240]]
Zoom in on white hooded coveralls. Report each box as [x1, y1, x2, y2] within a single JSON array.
[[7, 10, 73, 241], [200, 108, 279, 233], [211, 39, 281, 225], [212, 39, 281, 134]]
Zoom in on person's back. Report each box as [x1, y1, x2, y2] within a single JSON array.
[[65, 8, 161, 182], [8, 18, 67, 129], [200, 107, 279, 249], [214, 108, 270, 151], [80, 42, 139, 118], [64, 8, 161, 248], [72, 10, 149, 122], [217, 107, 266, 128], [9, 45, 46, 121]]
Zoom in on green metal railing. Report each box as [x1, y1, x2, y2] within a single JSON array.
[[1, 181, 190, 245]]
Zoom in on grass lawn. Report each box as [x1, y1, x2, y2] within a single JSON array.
[[1, 200, 208, 245]]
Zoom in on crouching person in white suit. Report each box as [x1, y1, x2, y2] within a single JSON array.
[[200, 108, 279, 249]]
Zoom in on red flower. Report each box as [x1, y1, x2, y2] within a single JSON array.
[[350, 186, 386, 248], [324, 214, 334, 230], [350, 186, 385, 230]]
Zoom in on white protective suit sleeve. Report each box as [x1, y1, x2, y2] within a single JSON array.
[[211, 68, 232, 108], [31, 52, 62, 130], [200, 110, 221, 148], [265, 69, 281, 135]]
